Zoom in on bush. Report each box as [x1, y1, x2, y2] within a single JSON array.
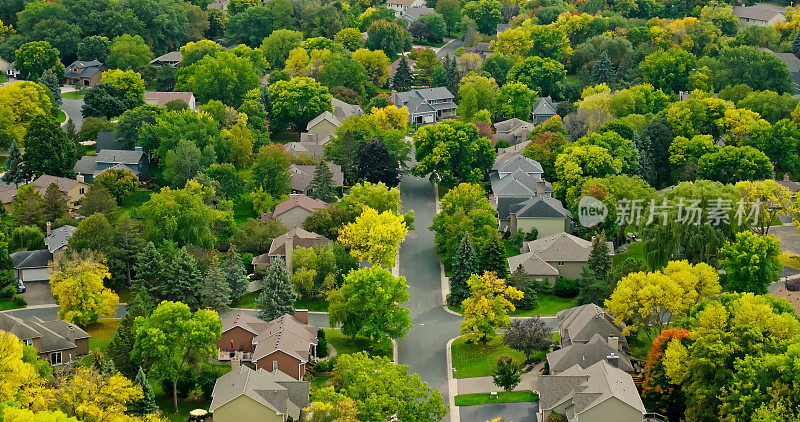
[[162, 370, 197, 399], [0, 285, 15, 299], [12, 295, 26, 307], [525, 227, 538, 241], [317, 329, 329, 358], [786, 278, 800, 291], [553, 278, 579, 298], [547, 412, 568, 422], [315, 355, 337, 373], [197, 368, 219, 401]]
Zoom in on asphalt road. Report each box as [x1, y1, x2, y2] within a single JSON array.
[[459, 402, 539, 422], [437, 39, 465, 60], [397, 173, 463, 415], [61, 98, 84, 130]]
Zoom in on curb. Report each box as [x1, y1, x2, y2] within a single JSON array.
[[391, 338, 399, 363], [445, 336, 460, 422]]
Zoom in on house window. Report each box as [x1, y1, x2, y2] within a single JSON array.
[[557, 261, 565, 266], [272, 360, 278, 371], [79, 188, 85, 195], [49, 352, 62, 366], [23, 339, 32, 346]]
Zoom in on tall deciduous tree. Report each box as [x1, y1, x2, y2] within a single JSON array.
[[94, 168, 138, 204], [357, 139, 401, 187], [106, 34, 154, 72], [22, 115, 75, 180], [460, 272, 523, 343], [365, 19, 406, 57], [308, 161, 338, 203], [268, 76, 332, 131], [49, 251, 119, 327], [338, 207, 408, 267], [503, 317, 552, 361], [176, 51, 260, 107], [12, 184, 45, 228], [413, 120, 495, 185], [257, 257, 296, 321], [448, 233, 477, 306], [431, 183, 497, 270], [132, 301, 221, 413], [328, 266, 411, 353], [719, 232, 781, 294], [14, 41, 60, 80]]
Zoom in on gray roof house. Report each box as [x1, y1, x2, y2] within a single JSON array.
[[289, 163, 344, 195], [297, 98, 363, 146], [732, 3, 785, 28], [494, 118, 534, 145], [64, 60, 106, 88], [547, 333, 632, 374], [507, 193, 571, 238], [557, 304, 628, 352], [96, 132, 124, 151], [465, 42, 492, 59], [760, 47, 800, 92], [252, 227, 331, 269], [0, 313, 90, 366], [531, 96, 557, 123], [491, 154, 555, 231], [209, 364, 309, 422], [394, 87, 456, 125], [538, 360, 646, 422], [399, 6, 434, 21], [75, 148, 148, 183], [11, 225, 76, 283], [150, 50, 183, 67], [508, 232, 613, 283]]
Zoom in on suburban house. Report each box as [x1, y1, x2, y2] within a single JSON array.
[[761, 48, 800, 92], [299, 98, 363, 145], [493, 118, 534, 145], [0, 313, 90, 366], [385, 0, 426, 15], [150, 50, 183, 67], [209, 363, 309, 422], [538, 360, 646, 422], [289, 163, 344, 196], [0, 57, 11, 76], [508, 233, 614, 284], [74, 148, 149, 183], [465, 42, 492, 59], [144, 91, 197, 110], [557, 304, 628, 351], [216, 311, 318, 381], [251, 227, 330, 269], [398, 6, 434, 22], [732, 3, 785, 28], [490, 154, 555, 231], [0, 185, 16, 211], [262, 195, 328, 229], [5, 62, 19, 79], [64, 60, 106, 88], [31, 175, 88, 210], [283, 141, 324, 159], [547, 334, 633, 374], [531, 96, 557, 123], [207, 0, 229, 10], [507, 195, 571, 236], [394, 87, 456, 124], [11, 224, 76, 283]]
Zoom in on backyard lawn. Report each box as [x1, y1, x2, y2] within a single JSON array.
[[613, 240, 647, 268], [85, 318, 121, 351], [451, 333, 558, 378], [121, 189, 154, 211], [455, 391, 539, 406], [323, 328, 392, 358], [448, 294, 576, 317], [63, 90, 86, 99], [231, 292, 329, 312], [55, 110, 66, 123]]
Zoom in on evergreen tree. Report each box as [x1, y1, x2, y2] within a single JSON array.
[[199, 261, 231, 312], [42, 183, 69, 223], [357, 138, 401, 187], [2, 141, 26, 187], [129, 367, 159, 416], [587, 235, 612, 282], [591, 51, 616, 85], [448, 233, 477, 306], [392, 57, 414, 92], [308, 161, 338, 203], [38, 69, 62, 109], [161, 247, 203, 308], [22, 115, 76, 180], [479, 233, 508, 278], [793, 30, 800, 59], [444, 54, 459, 95], [222, 246, 249, 302], [577, 236, 613, 305], [107, 287, 154, 379], [133, 242, 166, 294], [508, 263, 537, 310], [257, 257, 297, 321]]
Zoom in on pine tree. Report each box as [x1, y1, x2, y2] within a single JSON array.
[[577, 236, 613, 305], [793, 30, 800, 59], [107, 287, 154, 379], [392, 56, 414, 92], [257, 257, 297, 321], [587, 235, 612, 282], [508, 264, 537, 310], [133, 242, 166, 294], [479, 233, 508, 278], [357, 138, 401, 187], [448, 233, 477, 306], [2, 141, 26, 187], [38, 69, 62, 108], [129, 367, 158, 416], [162, 247, 203, 308], [42, 183, 69, 222], [200, 261, 232, 312], [308, 161, 338, 203], [222, 245, 249, 302], [444, 54, 459, 94], [591, 51, 616, 85]]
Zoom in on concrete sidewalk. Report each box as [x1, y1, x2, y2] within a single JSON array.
[[456, 365, 542, 395]]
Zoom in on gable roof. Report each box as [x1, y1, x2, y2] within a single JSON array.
[[491, 170, 551, 199], [495, 154, 543, 175], [289, 163, 344, 192], [268, 227, 331, 256], [306, 111, 342, 131], [494, 118, 533, 133], [547, 334, 633, 374], [44, 225, 76, 253], [151, 50, 183, 64], [0, 185, 16, 204], [31, 175, 83, 194], [507, 251, 559, 276], [732, 4, 785, 21], [0, 314, 89, 354], [532, 96, 557, 116], [252, 314, 318, 362], [510, 196, 571, 219], [539, 360, 645, 415], [400, 6, 434, 20], [284, 142, 324, 159], [11, 249, 52, 269], [95, 149, 145, 165], [557, 304, 627, 349], [272, 195, 328, 217], [495, 141, 531, 168], [760, 47, 800, 73], [221, 312, 272, 336], [521, 233, 604, 262], [144, 91, 194, 107], [65, 60, 104, 79], [331, 97, 363, 121], [209, 365, 309, 419], [74, 156, 99, 175]]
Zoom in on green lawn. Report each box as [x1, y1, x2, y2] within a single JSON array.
[[451, 334, 554, 378], [323, 328, 392, 358], [85, 318, 121, 351], [232, 292, 329, 312], [121, 190, 154, 211], [309, 375, 332, 401], [0, 296, 24, 311], [449, 294, 576, 317], [503, 239, 521, 257], [455, 391, 539, 406], [63, 90, 86, 99], [233, 197, 257, 225], [780, 252, 800, 270], [613, 241, 647, 268], [628, 329, 655, 360], [232, 291, 258, 308], [151, 362, 231, 422]]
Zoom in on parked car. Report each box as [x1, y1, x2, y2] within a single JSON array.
[[15, 280, 25, 294]]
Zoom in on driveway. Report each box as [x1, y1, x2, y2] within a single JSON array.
[[61, 98, 84, 130], [769, 225, 800, 254], [437, 38, 464, 60], [20, 281, 54, 306], [459, 402, 539, 422]]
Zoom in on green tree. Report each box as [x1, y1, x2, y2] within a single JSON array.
[[492, 356, 521, 392], [252, 144, 292, 197], [37, 69, 61, 110], [714, 46, 794, 93], [79, 183, 119, 216], [132, 301, 222, 413], [222, 246, 249, 301], [696, 145, 774, 182], [392, 56, 414, 92], [163, 139, 204, 188], [308, 161, 338, 203], [507, 55, 565, 98], [639, 48, 695, 94], [93, 168, 138, 204], [199, 261, 231, 312], [591, 51, 616, 85], [448, 233, 477, 306], [107, 288, 154, 379], [230, 218, 286, 254], [176, 51, 259, 107], [328, 266, 410, 354], [335, 28, 364, 51], [577, 235, 612, 305], [42, 182, 68, 223], [2, 141, 25, 186], [10, 225, 45, 252], [268, 76, 333, 131], [432, 183, 497, 270], [357, 138, 400, 187], [22, 115, 75, 180], [129, 367, 158, 416], [365, 19, 406, 57], [435, 0, 460, 34], [256, 257, 296, 321], [461, 0, 500, 34], [226, 5, 273, 46], [12, 184, 45, 228], [479, 233, 507, 278], [413, 120, 495, 184], [497, 82, 534, 120], [261, 29, 303, 69], [719, 232, 781, 294], [106, 34, 153, 72], [14, 41, 59, 80], [77, 35, 110, 62]]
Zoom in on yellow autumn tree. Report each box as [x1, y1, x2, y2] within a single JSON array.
[[460, 272, 523, 343], [49, 251, 119, 327], [47, 367, 149, 422], [338, 206, 408, 267], [605, 260, 720, 340], [367, 104, 408, 131], [0, 330, 45, 407], [735, 179, 793, 235]]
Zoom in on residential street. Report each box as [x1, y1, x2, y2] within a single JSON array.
[[61, 98, 84, 129]]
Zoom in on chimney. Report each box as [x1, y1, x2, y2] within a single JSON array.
[[46, 222, 51, 236], [535, 180, 545, 196], [295, 309, 308, 324], [608, 335, 619, 351], [606, 352, 619, 368], [284, 231, 294, 273], [231, 355, 240, 371]]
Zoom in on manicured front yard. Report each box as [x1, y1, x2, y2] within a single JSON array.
[[231, 292, 329, 312], [448, 294, 576, 317], [323, 328, 392, 358], [451, 334, 556, 378], [63, 90, 86, 99], [455, 391, 539, 406]]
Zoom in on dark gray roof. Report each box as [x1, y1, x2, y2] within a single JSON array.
[[65, 60, 104, 79], [547, 334, 633, 374], [11, 249, 52, 269], [496, 154, 543, 175], [539, 360, 645, 415], [532, 96, 557, 115], [44, 225, 76, 253], [732, 4, 785, 21], [509, 195, 571, 219], [95, 149, 145, 165], [557, 304, 627, 350], [0, 314, 88, 354], [0, 312, 42, 341], [74, 156, 98, 175], [491, 170, 552, 197]]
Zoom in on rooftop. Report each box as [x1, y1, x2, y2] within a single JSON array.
[[209, 365, 309, 419]]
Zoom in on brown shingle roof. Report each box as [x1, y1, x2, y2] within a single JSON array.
[[268, 227, 331, 256], [270, 195, 327, 218], [252, 314, 318, 362]]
